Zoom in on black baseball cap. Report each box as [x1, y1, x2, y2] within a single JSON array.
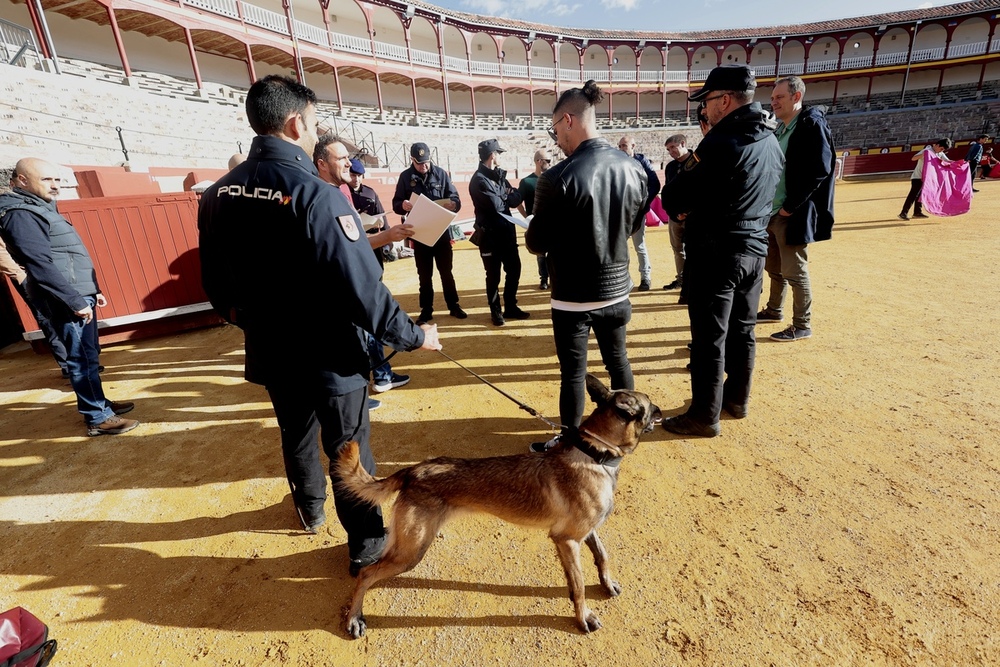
[[478, 138, 505, 161], [410, 142, 432, 163], [689, 65, 756, 102]]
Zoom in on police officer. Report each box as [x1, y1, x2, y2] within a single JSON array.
[[198, 75, 441, 576], [468, 138, 527, 326], [391, 143, 466, 325], [660, 65, 784, 438]]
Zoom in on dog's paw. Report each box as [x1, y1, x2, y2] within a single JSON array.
[[603, 579, 622, 597], [579, 611, 603, 633], [346, 615, 367, 639]]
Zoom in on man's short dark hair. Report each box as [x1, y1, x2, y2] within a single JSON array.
[[246, 75, 317, 136], [936, 138, 954, 149], [665, 134, 687, 146], [977, 134, 991, 141], [313, 134, 345, 165]]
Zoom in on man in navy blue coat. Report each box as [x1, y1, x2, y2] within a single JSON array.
[[198, 75, 441, 576]]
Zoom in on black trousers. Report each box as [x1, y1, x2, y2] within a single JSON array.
[[551, 300, 634, 428], [413, 234, 459, 314], [265, 382, 384, 558], [480, 243, 521, 315], [684, 248, 764, 424], [901, 178, 923, 216]]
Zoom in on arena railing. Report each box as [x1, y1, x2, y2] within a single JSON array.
[[165, 0, 1000, 87], [0, 17, 42, 69]]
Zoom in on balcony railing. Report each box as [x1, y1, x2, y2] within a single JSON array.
[[167, 0, 1000, 87]]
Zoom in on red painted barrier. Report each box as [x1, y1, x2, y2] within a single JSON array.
[[3, 191, 220, 348]]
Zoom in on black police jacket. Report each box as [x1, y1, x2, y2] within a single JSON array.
[[468, 163, 523, 251], [661, 102, 783, 257], [780, 105, 836, 245], [525, 137, 648, 302], [198, 135, 424, 392], [390, 163, 461, 220]]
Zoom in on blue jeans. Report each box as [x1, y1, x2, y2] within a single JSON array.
[[365, 332, 392, 385], [51, 296, 114, 426], [551, 299, 634, 428]]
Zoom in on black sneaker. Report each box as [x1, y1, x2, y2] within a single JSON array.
[[415, 310, 433, 326], [663, 280, 681, 290], [662, 414, 720, 438], [349, 534, 387, 577], [529, 435, 561, 453], [898, 213, 909, 220], [449, 306, 468, 319], [722, 401, 748, 419], [491, 313, 505, 326], [637, 280, 651, 292], [539, 278, 549, 290], [756, 309, 782, 323], [503, 307, 531, 320]]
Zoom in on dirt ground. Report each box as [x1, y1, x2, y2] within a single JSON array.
[[1, 178, 998, 666]]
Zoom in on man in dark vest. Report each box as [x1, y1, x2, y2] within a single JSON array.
[[0, 158, 138, 436]]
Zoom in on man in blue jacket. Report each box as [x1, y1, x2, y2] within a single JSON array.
[[756, 76, 836, 342], [617, 135, 660, 291], [198, 75, 441, 576], [0, 158, 137, 436]]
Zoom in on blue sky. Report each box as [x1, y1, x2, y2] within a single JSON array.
[[435, 0, 941, 32]]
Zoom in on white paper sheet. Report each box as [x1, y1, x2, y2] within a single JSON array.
[[406, 194, 458, 246]]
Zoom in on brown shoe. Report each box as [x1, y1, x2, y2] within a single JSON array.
[[108, 400, 134, 415], [87, 415, 140, 437]]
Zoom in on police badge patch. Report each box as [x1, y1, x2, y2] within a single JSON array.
[[337, 214, 361, 241]]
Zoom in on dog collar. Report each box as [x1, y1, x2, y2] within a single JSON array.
[[574, 429, 625, 468]]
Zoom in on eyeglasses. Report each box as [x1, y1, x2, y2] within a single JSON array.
[[702, 93, 728, 105], [537, 159, 552, 164], [547, 114, 573, 142]]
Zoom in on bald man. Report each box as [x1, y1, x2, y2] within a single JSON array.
[[517, 148, 552, 289], [0, 158, 139, 436], [227, 153, 246, 171]]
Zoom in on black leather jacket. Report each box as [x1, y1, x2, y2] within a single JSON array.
[[525, 138, 647, 302]]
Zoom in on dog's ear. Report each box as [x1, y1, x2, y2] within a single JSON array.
[[586, 374, 612, 405], [613, 391, 642, 418]]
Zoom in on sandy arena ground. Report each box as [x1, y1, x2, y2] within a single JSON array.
[[1, 178, 998, 666]]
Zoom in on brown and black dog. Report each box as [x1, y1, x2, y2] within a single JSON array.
[[335, 374, 661, 638]]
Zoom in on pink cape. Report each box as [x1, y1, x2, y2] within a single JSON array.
[[921, 152, 972, 216]]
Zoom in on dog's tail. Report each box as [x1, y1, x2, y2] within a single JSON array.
[[335, 441, 405, 505]]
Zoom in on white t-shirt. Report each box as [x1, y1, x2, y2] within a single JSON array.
[[912, 146, 945, 179]]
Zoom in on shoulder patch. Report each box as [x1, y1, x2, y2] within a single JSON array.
[[337, 214, 361, 242], [684, 152, 700, 171]]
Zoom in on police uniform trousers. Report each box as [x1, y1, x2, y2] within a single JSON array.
[[413, 233, 460, 314], [480, 241, 521, 316], [265, 382, 384, 557], [684, 245, 764, 424]]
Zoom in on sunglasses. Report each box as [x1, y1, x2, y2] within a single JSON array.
[[547, 113, 574, 142]]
